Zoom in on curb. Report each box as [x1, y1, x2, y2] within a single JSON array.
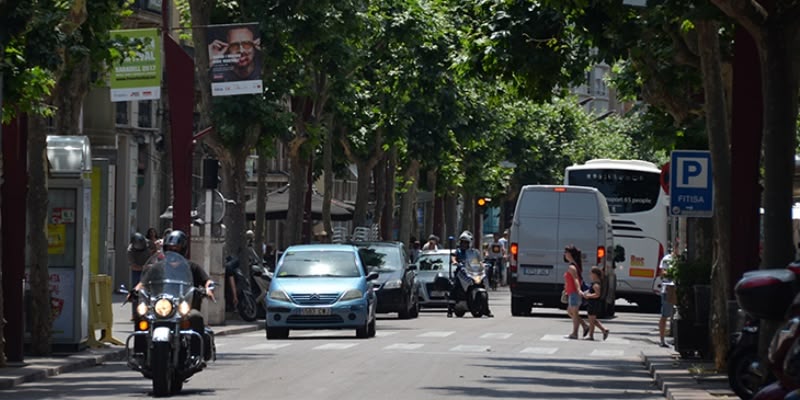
[[0, 323, 261, 391], [641, 351, 735, 400]]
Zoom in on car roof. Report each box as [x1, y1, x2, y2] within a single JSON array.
[[419, 249, 452, 255], [350, 241, 403, 248], [284, 244, 359, 252]]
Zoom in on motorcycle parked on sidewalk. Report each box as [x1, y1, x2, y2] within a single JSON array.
[[728, 312, 767, 400], [734, 262, 800, 400], [123, 251, 216, 397], [225, 254, 272, 322], [435, 260, 490, 318]]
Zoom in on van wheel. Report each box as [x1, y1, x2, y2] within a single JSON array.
[[639, 298, 661, 314], [599, 302, 615, 319], [511, 297, 529, 316]]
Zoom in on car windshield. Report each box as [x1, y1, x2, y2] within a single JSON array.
[[417, 254, 449, 271], [276, 250, 360, 278], [140, 251, 194, 298], [358, 245, 403, 273]]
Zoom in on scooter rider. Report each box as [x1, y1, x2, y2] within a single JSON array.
[[449, 231, 494, 318], [130, 230, 216, 360]]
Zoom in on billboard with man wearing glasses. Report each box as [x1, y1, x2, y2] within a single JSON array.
[[207, 23, 264, 96]]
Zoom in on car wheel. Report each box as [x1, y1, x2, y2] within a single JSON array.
[[398, 298, 411, 319], [367, 318, 376, 337], [511, 296, 528, 316], [356, 317, 370, 339], [409, 299, 419, 319]]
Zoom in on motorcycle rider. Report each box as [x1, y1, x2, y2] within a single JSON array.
[[449, 231, 494, 318], [130, 230, 216, 361]]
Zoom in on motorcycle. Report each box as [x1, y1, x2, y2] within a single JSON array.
[[123, 251, 216, 397], [435, 259, 490, 318], [734, 262, 800, 400], [485, 257, 502, 290], [225, 253, 272, 322], [728, 312, 768, 400]]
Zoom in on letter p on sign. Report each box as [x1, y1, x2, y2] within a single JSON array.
[[677, 158, 708, 188]]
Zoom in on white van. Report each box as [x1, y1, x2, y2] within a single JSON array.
[[508, 185, 617, 317]]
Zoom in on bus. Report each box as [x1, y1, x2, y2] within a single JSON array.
[[564, 159, 668, 312]]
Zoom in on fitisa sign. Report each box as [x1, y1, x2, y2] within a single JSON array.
[[670, 150, 713, 217]]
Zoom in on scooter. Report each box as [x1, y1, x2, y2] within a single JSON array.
[[434, 260, 490, 318], [485, 257, 501, 290], [735, 262, 800, 400], [224, 254, 271, 322], [728, 312, 768, 400]]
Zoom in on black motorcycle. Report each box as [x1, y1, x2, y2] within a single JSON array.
[[435, 260, 490, 318], [124, 251, 216, 397], [225, 254, 271, 322], [728, 312, 767, 400]]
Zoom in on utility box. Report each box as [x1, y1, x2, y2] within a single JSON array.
[[26, 136, 93, 351]]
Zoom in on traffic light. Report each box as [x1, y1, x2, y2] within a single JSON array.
[[476, 197, 491, 207]]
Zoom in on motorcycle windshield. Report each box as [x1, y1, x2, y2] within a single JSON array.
[[141, 251, 194, 298]]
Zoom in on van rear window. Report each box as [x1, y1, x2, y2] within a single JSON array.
[[516, 190, 559, 217]]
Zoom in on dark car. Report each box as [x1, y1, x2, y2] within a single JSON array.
[[355, 241, 419, 319]]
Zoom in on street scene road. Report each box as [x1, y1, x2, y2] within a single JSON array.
[[5, 290, 670, 400]]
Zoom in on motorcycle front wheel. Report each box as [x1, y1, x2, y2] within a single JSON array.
[[238, 293, 258, 322], [152, 342, 174, 397], [727, 345, 761, 400]]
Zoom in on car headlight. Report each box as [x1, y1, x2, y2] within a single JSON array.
[[136, 302, 148, 316], [340, 289, 363, 301], [154, 298, 174, 317], [177, 301, 191, 316], [269, 290, 290, 302], [383, 280, 402, 289]]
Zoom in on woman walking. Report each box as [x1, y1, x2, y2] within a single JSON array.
[[563, 245, 589, 339]]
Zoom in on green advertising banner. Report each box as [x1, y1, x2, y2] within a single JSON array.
[[110, 28, 161, 102]]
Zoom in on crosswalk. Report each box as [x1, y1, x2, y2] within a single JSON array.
[[225, 329, 637, 358]]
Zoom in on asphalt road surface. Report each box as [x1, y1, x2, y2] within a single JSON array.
[[6, 289, 669, 400]]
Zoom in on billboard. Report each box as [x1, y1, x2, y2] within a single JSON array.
[[109, 28, 161, 102], [207, 23, 264, 96]]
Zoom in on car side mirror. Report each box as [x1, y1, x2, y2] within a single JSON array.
[[407, 264, 417, 271], [366, 272, 379, 281], [613, 245, 625, 263]]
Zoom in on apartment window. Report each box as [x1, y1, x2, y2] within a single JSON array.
[[137, 101, 153, 128], [116, 102, 129, 125]]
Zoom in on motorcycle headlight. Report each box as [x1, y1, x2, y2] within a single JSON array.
[[473, 275, 482, 284], [383, 280, 402, 289], [340, 289, 363, 301], [269, 290, 290, 302], [154, 298, 174, 317], [177, 301, 191, 316], [136, 302, 148, 316]]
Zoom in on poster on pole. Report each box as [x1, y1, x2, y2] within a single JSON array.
[[207, 23, 264, 96], [109, 28, 162, 102]]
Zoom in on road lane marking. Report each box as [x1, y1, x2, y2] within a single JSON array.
[[241, 343, 292, 351], [540, 334, 574, 342], [418, 331, 455, 338], [520, 347, 559, 355], [313, 343, 360, 350], [603, 337, 631, 345], [480, 333, 512, 339], [384, 343, 425, 350], [590, 349, 625, 357], [450, 345, 491, 352], [375, 331, 399, 337]]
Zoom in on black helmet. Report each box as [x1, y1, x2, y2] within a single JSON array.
[[163, 230, 188, 256], [130, 232, 148, 251]]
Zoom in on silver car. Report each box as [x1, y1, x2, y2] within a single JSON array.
[[414, 250, 454, 308]]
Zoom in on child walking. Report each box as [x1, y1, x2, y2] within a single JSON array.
[[583, 266, 610, 341]]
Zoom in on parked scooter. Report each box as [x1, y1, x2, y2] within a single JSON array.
[[734, 262, 800, 400], [225, 253, 272, 322], [728, 312, 767, 400], [123, 251, 216, 397]]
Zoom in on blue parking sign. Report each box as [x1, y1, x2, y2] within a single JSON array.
[[670, 150, 713, 217]]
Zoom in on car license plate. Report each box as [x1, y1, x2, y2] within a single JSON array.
[[430, 290, 446, 297], [301, 308, 331, 316], [524, 268, 549, 276]]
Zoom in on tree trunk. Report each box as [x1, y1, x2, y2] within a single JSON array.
[[445, 192, 458, 246], [353, 161, 371, 228], [374, 155, 386, 236], [398, 159, 420, 248], [286, 148, 308, 245], [188, 0, 213, 131], [382, 147, 397, 241], [254, 147, 268, 253], [461, 190, 474, 234], [322, 125, 333, 237], [52, 57, 90, 134], [424, 169, 437, 239], [0, 50, 5, 367], [433, 195, 444, 241], [697, 19, 732, 371], [27, 114, 51, 356], [758, 23, 799, 270]]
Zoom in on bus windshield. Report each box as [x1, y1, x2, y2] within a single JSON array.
[[567, 169, 660, 213]]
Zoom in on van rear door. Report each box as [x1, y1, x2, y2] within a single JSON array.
[[514, 189, 559, 285], [558, 190, 602, 283]]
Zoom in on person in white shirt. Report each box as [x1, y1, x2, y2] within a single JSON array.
[[422, 234, 439, 251]]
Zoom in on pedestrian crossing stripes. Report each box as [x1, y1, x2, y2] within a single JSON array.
[[480, 333, 512, 339], [417, 331, 455, 338], [313, 343, 359, 350], [590, 349, 625, 357], [450, 345, 491, 352], [241, 343, 292, 351], [520, 347, 559, 355], [384, 343, 425, 350]]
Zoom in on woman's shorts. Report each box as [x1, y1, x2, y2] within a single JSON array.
[[568, 292, 582, 307]]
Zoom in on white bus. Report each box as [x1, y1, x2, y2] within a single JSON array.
[[564, 159, 668, 312]]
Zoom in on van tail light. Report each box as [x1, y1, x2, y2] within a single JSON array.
[[597, 246, 606, 266], [657, 243, 665, 272], [509, 243, 519, 273]]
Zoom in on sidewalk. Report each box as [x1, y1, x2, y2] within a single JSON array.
[[0, 294, 261, 390], [642, 349, 737, 400]]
